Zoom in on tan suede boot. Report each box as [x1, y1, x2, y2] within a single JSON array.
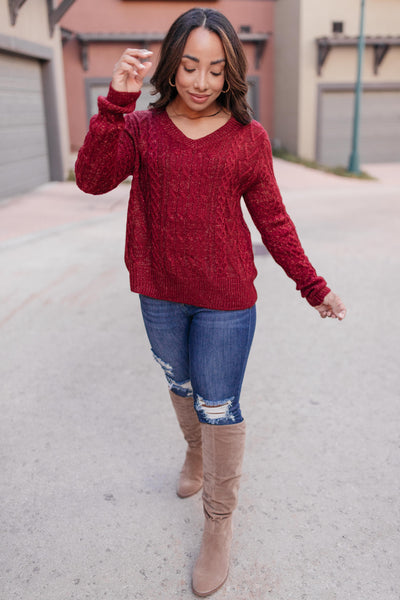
[[192, 421, 246, 597], [169, 391, 203, 498]]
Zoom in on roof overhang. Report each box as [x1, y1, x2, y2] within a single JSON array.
[[63, 30, 270, 71], [316, 35, 400, 75]]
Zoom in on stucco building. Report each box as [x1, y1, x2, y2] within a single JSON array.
[[0, 0, 72, 198], [274, 0, 400, 167], [60, 0, 275, 153]]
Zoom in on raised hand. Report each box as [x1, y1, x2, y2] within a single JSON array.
[[111, 48, 153, 94], [314, 291, 346, 320]]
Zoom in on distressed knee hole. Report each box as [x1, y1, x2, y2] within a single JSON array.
[[195, 394, 236, 424], [151, 350, 193, 397]]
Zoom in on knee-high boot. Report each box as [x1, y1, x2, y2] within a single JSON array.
[[169, 391, 203, 498], [192, 420, 246, 597]]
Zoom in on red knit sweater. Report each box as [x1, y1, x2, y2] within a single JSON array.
[[75, 86, 330, 310]]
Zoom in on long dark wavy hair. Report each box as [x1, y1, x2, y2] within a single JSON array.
[[149, 8, 252, 125]]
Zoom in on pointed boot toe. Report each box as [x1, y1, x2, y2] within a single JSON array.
[[192, 518, 232, 596]]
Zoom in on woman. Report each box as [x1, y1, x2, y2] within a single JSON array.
[[75, 7, 346, 597]]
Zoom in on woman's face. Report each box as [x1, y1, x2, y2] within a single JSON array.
[[174, 27, 226, 116]]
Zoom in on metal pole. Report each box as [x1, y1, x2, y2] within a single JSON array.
[[348, 0, 366, 173]]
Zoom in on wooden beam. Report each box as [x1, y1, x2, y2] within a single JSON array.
[[8, 0, 28, 26], [317, 41, 331, 76], [373, 43, 389, 75], [48, 0, 77, 35], [316, 36, 400, 75], [239, 33, 270, 69]]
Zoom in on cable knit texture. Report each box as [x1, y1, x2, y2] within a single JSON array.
[[75, 86, 330, 310]]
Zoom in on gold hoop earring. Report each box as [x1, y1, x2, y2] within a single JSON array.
[[169, 77, 176, 88], [222, 81, 231, 94]]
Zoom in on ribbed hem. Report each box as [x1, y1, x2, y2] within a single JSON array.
[[128, 268, 258, 311]]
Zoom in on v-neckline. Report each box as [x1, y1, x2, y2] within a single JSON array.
[[161, 109, 237, 144]]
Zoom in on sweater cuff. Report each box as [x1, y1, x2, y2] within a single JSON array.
[[306, 284, 331, 307], [98, 84, 141, 116]]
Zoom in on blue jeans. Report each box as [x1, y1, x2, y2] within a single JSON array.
[[139, 295, 256, 425]]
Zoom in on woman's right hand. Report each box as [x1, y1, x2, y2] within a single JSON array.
[[111, 48, 153, 94]]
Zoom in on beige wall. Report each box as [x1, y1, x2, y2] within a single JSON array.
[[275, 0, 400, 160], [0, 0, 50, 42], [0, 0, 70, 177]]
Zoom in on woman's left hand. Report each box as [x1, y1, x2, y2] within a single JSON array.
[[314, 291, 346, 320]]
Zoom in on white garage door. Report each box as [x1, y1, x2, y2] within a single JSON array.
[[318, 88, 400, 167], [0, 52, 50, 199]]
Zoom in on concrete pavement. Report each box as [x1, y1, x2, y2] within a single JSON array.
[[1, 161, 399, 599]]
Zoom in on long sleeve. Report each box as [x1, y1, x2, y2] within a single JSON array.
[[74, 108, 328, 310], [75, 86, 140, 195], [243, 127, 330, 306]]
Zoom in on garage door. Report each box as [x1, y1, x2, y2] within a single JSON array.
[[0, 52, 49, 199], [318, 88, 400, 167]]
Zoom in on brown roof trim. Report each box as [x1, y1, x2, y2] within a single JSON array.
[[75, 31, 270, 44], [66, 31, 271, 71], [316, 35, 400, 75]]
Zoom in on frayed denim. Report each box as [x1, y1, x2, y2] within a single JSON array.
[[139, 295, 256, 425]]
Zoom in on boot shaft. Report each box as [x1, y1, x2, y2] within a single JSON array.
[[170, 391, 202, 448], [201, 421, 246, 520]]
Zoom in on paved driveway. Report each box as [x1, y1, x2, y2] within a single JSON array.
[[1, 161, 399, 599]]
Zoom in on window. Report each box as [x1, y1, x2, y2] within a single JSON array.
[[247, 76, 259, 121], [85, 78, 159, 124], [332, 21, 344, 34]]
